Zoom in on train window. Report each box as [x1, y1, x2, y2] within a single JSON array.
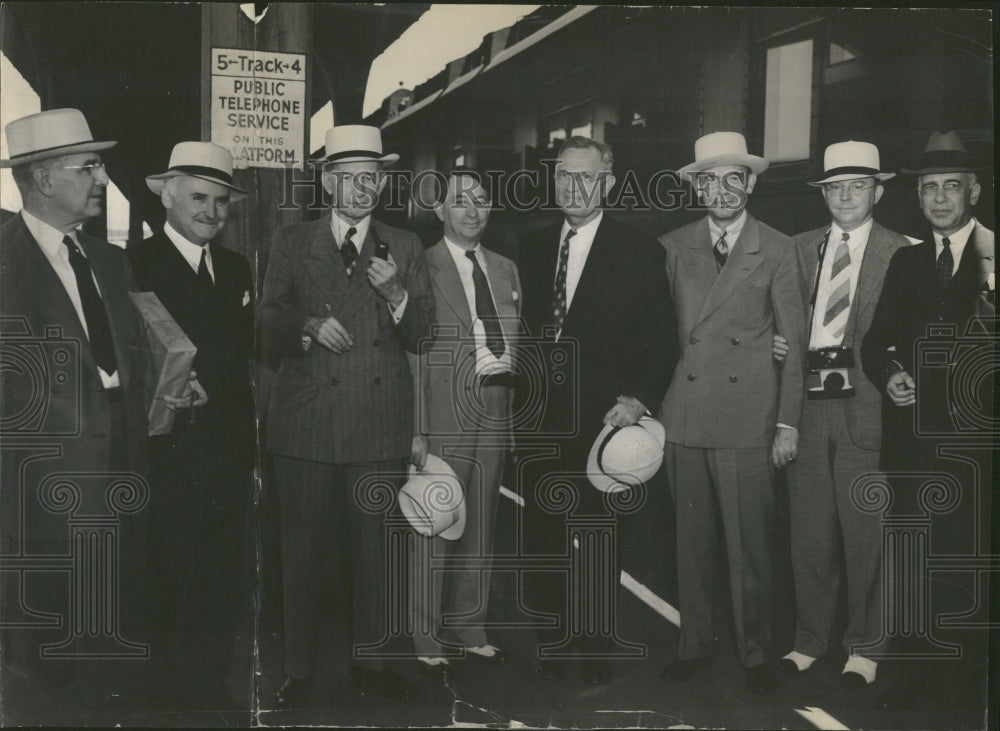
[[762, 38, 813, 164]]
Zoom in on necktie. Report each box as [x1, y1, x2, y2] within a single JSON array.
[[937, 237, 953, 292], [713, 230, 729, 270], [465, 250, 505, 358], [553, 229, 575, 330], [340, 226, 358, 276], [822, 232, 852, 340], [62, 235, 118, 375], [197, 247, 213, 291]]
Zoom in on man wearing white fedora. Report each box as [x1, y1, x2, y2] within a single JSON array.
[[657, 131, 807, 694], [129, 142, 254, 707], [0, 108, 152, 713], [776, 141, 909, 689], [259, 124, 434, 707]]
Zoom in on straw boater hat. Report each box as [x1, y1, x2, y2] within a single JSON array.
[[146, 142, 247, 201], [0, 108, 116, 168], [586, 416, 666, 494], [678, 131, 768, 180], [901, 131, 980, 175], [807, 141, 895, 186], [399, 454, 466, 540], [311, 124, 399, 166]]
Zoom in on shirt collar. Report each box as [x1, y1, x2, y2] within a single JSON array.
[[331, 210, 370, 249], [164, 221, 210, 271], [21, 209, 80, 259], [444, 236, 481, 260], [933, 217, 976, 250], [708, 211, 747, 241], [829, 218, 874, 254], [561, 210, 603, 241]]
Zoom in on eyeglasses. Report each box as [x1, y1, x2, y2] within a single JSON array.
[[57, 162, 107, 176], [823, 180, 875, 195], [920, 181, 963, 196]]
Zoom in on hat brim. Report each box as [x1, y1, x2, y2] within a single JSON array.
[[807, 171, 895, 187], [310, 152, 400, 167], [0, 140, 117, 168], [404, 454, 467, 540], [679, 153, 769, 180], [586, 423, 633, 494], [146, 170, 247, 201], [900, 164, 980, 176]]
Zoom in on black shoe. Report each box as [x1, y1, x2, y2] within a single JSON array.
[[351, 667, 415, 701], [466, 646, 506, 666], [745, 664, 777, 694], [582, 659, 613, 685], [777, 658, 802, 676], [660, 657, 712, 682], [535, 659, 566, 681], [841, 671, 869, 690], [274, 676, 310, 710], [417, 660, 449, 683], [877, 683, 914, 711]]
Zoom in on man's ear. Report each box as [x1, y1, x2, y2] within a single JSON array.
[[745, 172, 757, 195], [434, 203, 445, 223], [375, 172, 388, 196], [873, 184, 885, 206], [33, 165, 54, 197], [969, 181, 981, 207], [601, 172, 616, 199]]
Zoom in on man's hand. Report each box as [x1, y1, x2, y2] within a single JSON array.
[[304, 315, 354, 354], [771, 426, 798, 468], [411, 435, 429, 470], [164, 370, 209, 411], [368, 253, 406, 309], [886, 370, 916, 406], [772, 334, 789, 363], [603, 395, 646, 428]]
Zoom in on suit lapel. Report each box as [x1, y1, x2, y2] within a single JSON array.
[[80, 232, 133, 383], [851, 223, 894, 326], [428, 241, 473, 332], [697, 216, 764, 324], [482, 247, 520, 342], [306, 214, 351, 313], [339, 225, 379, 321], [563, 217, 612, 331]]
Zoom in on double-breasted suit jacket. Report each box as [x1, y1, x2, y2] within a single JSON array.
[[260, 214, 434, 464]]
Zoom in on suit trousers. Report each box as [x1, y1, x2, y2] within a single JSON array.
[[786, 398, 885, 660], [666, 442, 774, 668], [411, 384, 511, 657], [274, 455, 405, 678]]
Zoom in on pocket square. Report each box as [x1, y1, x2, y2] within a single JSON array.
[[242, 290, 251, 306], [512, 291, 519, 301]]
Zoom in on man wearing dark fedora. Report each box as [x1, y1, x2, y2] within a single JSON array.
[[0, 108, 151, 716], [778, 141, 909, 690], [862, 130, 994, 712], [259, 124, 434, 707], [129, 141, 254, 708], [657, 131, 806, 695]]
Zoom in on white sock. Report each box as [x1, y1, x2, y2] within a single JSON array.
[[418, 656, 449, 666], [467, 644, 500, 657], [843, 655, 877, 684], [782, 650, 817, 671]]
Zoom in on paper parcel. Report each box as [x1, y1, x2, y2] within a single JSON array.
[[128, 291, 197, 435]]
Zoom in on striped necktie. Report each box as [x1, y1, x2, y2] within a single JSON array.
[[822, 232, 852, 340]]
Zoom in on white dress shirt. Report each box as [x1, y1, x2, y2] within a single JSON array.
[[708, 210, 747, 253], [933, 217, 976, 276], [558, 211, 603, 311], [21, 209, 119, 388], [809, 219, 872, 348], [164, 221, 214, 282], [443, 237, 511, 375]]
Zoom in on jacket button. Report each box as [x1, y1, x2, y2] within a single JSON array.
[[329, 378, 339, 386], [373, 339, 380, 347], [731, 337, 740, 345], [729, 375, 738, 383], [687, 374, 697, 381], [689, 336, 698, 345], [325, 303, 332, 311], [374, 377, 382, 385]]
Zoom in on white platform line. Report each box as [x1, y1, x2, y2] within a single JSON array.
[[795, 706, 851, 730], [498, 485, 681, 627]]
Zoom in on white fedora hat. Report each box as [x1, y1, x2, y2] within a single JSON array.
[[1, 108, 116, 168], [146, 142, 247, 200], [312, 124, 399, 166], [807, 141, 895, 186], [399, 454, 466, 540], [586, 416, 666, 494], [678, 131, 768, 179]]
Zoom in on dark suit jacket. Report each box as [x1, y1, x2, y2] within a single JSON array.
[[0, 213, 148, 544], [519, 214, 677, 464], [129, 232, 254, 443], [861, 222, 994, 472], [259, 214, 434, 464], [658, 214, 807, 448], [795, 221, 909, 450]]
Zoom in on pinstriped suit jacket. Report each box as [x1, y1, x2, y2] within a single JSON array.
[[794, 221, 909, 450], [259, 214, 434, 464]]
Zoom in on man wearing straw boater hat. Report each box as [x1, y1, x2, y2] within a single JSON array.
[[862, 131, 994, 712], [776, 141, 909, 690], [0, 108, 152, 714], [129, 142, 254, 708], [259, 124, 434, 707], [657, 131, 807, 695]]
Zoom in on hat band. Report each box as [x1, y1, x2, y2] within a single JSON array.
[[171, 164, 233, 184], [820, 166, 882, 178], [325, 148, 384, 162], [8, 139, 98, 160], [596, 426, 622, 479]]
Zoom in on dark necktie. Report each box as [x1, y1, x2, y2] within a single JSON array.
[[197, 247, 213, 291], [340, 226, 358, 276], [465, 250, 505, 358], [937, 236, 953, 292], [62, 235, 117, 375], [553, 229, 575, 329], [713, 230, 729, 270]]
